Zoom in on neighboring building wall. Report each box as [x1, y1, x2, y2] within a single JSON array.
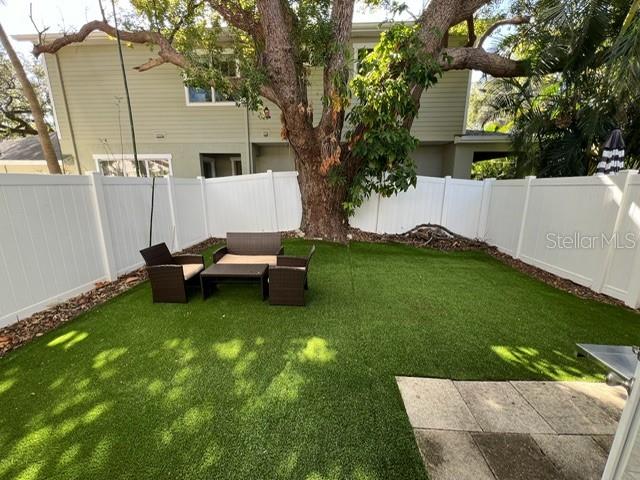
[[43, 36, 471, 178], [410, 70, 470, 142], [254, 145, 295, 172], [441, 141, 511, 179], [0, 163, 50, 174], [411, 145, 445, 177], [44, 45, 251, 177]]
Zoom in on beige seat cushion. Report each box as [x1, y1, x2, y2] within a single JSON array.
[[182, 263, 204, 280], [218, 254, 277, 266]]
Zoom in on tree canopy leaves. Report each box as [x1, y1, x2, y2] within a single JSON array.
[[479, 0, 640, 176], [0, 49, 52, 139]]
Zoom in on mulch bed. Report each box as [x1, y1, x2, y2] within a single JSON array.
[[0, 228, 633, 358], [348, 224, 630, 310]]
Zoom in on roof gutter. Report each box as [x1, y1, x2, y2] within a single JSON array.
[[454, 135, 512, 144]]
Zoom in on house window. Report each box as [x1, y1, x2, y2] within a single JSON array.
[[187, 86, 213, 104], [93, 154, 172, 177], [185, 57, 239, 106], [354, 44, 375, 74]]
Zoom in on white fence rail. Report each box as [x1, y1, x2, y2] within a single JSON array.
[[2, 169, 640, 327]]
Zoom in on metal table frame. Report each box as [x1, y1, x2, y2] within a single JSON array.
[[576, 343, 639, 392]]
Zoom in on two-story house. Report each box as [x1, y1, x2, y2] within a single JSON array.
[[14, 23, 509, 178]]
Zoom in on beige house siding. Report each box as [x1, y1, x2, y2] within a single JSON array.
[[411, 70, 470, 141], [42, 34, 471, 177], [0, 163, 51, 174], [412, 145, 446, 177], [254, 145, 295, 173], [45, 44, 251, 177]]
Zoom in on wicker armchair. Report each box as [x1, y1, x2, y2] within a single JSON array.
[[269, 245, 316, 306], [140, 243, 204, 303]]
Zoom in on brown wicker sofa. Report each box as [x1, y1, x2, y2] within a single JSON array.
[[140, 243, 204, 303], [212, 232, 284, 266], [269, 245, 315, 306]]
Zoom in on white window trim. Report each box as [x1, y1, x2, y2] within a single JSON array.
[[184, 51, 239, 107], [353, 42, 375, 74], [92, 153, 173, 176], [184, 86, 237, 107]]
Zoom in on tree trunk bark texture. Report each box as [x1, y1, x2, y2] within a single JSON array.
[[0, 23, 61, 174], [295, 148, 348, 242]]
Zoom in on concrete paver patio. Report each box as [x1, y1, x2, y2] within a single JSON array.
[[396, 377, 627, 480]]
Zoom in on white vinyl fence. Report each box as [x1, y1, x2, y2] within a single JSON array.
[[2, 169, 640, 327], [0, 171, 301, 327], [352, 170, 640, 309]]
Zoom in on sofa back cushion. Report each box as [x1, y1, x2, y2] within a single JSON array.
[[226, 232, 282, 255], [140, 243, 175, 266]]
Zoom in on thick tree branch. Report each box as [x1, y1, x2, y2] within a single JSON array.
[[207, 0, 262, 39], [168, 0, 204, 43], [30, 16, 281, 106], [256, 0, 316, 160], [450, 0, 493, 26], [316, 0, 355, 173], [32, 20, 188, 71], [465, 16, 476, 47], [441, 47, 528, 77], [317, 0, 354, 133], [475, 16, 531, 48]]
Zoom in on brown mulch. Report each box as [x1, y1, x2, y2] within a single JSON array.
[[348, 224, 631, 310], [179, 236, 223, 254], [1, 227, 633, 358], [0, 237, 222, 359], [0, 269, 147, 358]]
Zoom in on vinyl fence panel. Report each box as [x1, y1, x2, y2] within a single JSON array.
[[442, 178, 485, 238], [518, 176, 620, 289], [0, 175, 106, 327], [102, 176, 174, 275], [272, 172, 303, 232], [173, 177, 207, 248], [349, 193, 380, 233], [205, 173, 279, 237], [601, 174, 640, 302], [485, 179, 527, 256], [376, 176, 446, 234]]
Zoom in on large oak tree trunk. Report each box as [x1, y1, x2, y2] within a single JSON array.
[[0, 23, 61, 174], [295, 151, 348, 241]]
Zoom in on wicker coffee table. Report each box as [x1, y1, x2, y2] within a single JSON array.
[[200, 263, 269, 300]]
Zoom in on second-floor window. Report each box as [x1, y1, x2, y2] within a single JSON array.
[[185, 57, 238, 106], [354, 44, 374, 74]]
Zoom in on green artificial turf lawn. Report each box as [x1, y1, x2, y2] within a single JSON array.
[[1, 240, 639, 480]]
